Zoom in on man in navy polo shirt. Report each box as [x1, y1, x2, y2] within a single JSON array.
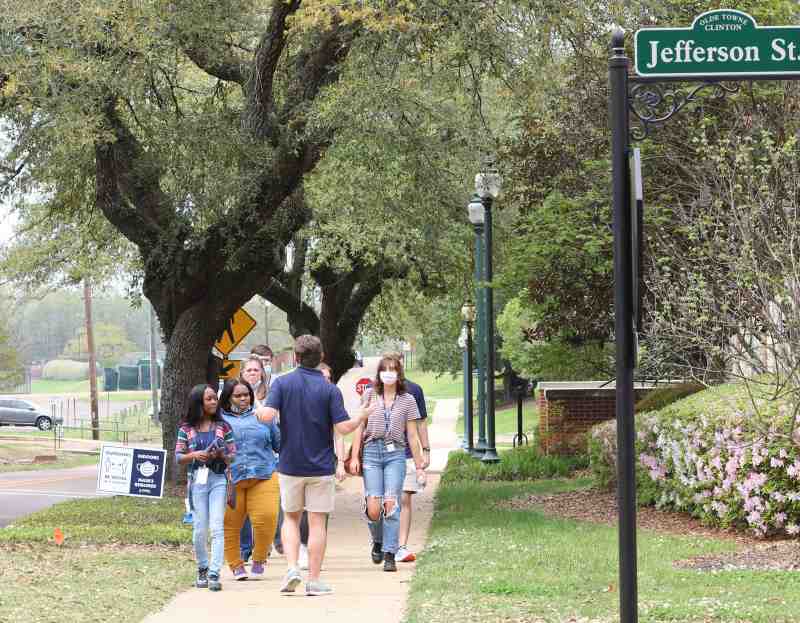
[[264, 335, 368, 597]]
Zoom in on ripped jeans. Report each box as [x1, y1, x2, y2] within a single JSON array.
[[362, 440, 407, 554]]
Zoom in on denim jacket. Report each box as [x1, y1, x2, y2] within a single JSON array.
[[220, 407, 280, 484]]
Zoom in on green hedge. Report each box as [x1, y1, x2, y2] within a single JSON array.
[[635, 381, 705, 413], [42, 359, 91, 381], [442, 446, 587, 484]]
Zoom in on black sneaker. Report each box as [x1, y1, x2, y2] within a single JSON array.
[[208, 572, 222, 592], [383, 552, 397, 572], [196, 568, 209, 588], [371, 542, 383, 564]]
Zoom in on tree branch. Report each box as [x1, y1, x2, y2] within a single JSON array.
[[181, 40, 246, 85], [94, 98, 173, 250], [263, 277, 320, 336], [280, 22, 359, 125], [246, 0, 303, 138]]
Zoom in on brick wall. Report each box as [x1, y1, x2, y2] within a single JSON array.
[[537, 382, 654, 455]]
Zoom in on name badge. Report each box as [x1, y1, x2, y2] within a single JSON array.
[[196, 466, 209, 485], [385, 442, 396, 453]]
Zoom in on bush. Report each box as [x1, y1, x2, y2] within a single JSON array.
[[42, 359, 91, 381], [590, 382, 800, 536], [635, 381, 705, 413], [442, 446, 588, 484]]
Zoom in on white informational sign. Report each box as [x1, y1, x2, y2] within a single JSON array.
[[97, 443, 167, 498]]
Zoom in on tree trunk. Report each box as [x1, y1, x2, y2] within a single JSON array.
[[158, 304, 221, 484], [319, 283, 356, 382]]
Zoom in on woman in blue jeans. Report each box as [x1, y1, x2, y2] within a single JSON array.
[[175, 384, 236, 591], [350, 354, 426, 571]]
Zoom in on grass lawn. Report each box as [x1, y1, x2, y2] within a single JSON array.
[[0, 443, 98, 473], [31, 378, 95, 394], [30, 378, 153, 403], [0, 495, 193, 623], [456, 398, 538, 438], [407, 477, 800, 623], [412, 370, 463, 399]]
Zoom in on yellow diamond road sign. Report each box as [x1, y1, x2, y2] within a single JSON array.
[[215, 308, 257, 356], [219, 358, 242, 381]]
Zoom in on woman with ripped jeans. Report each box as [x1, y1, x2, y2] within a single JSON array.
[[350, 353, 426, 571]]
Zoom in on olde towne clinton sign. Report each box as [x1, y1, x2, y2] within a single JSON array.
[[636, 9, 800, 77]]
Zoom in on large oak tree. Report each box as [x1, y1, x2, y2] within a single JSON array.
[[0, 0, 509, 478]]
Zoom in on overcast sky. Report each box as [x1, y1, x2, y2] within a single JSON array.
[[0, 204, 16, 244]]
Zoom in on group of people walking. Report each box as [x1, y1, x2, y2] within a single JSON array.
[[175, 335, 430, 595]]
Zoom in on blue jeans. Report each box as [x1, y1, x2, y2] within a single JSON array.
[[362, 440, 406, 554], [191, 471, 228, 575]]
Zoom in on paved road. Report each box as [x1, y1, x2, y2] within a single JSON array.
[[0, 361, 379, 529], [0, 463, 102, 527]]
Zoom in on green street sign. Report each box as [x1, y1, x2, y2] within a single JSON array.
[[635, 9, 800, 78]]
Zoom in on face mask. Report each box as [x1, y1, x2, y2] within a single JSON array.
[[264, 365, 272, 375], [380, 371, 398, 385]]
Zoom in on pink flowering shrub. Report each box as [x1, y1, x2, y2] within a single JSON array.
[[589, 382, 800, 537]]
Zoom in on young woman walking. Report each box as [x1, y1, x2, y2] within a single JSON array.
[[349, 354, 426, 571], [219, 379, 281, 580], [175, 384, 236, 591], [237, 355, 272, 563]]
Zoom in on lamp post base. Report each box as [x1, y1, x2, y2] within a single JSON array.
[[481, 448, 500, 463]]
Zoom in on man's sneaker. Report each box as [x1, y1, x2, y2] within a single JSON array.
[[279, 567, 303, 593], [305, 580, 334, 596], [208, 573, 222, 591], [371, 541, 383, 564], [250, 560, 265, 577], [298, 544, 309, 571], [396, 546, 416, 562], [383, 552, 397, 572], [195, 568, 209, 588], [232, 565, 249, 581]]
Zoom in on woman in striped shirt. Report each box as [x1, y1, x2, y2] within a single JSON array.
[[350, 353, 426, 571], [175, 384, 237, 591]]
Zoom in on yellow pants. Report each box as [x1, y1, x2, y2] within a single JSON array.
[[224, 475, 280, 569]]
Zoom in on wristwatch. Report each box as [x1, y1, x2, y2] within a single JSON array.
[[422, 447, 430, 452]]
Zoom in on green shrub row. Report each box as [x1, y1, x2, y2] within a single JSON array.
[[42, 359, 91, 381], [634, 381, 705, 413], [442, 446, 588, 484]]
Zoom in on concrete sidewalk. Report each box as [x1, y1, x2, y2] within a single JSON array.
[[142, 398, 461, 623]]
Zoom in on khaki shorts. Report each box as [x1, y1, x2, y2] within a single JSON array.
[[403, 459, 422, 494], [279, 473, 336, 513]]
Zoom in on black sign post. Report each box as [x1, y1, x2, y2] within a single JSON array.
[[609, 9, 800, 623], [609, 28, 638, 623]]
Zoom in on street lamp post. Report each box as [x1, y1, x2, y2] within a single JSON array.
[[467, 195, 487, 455], [461, 301, 476, 453], [459, 324, 469, 448], [476, 169, 502, 464]]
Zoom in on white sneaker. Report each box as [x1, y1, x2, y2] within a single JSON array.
[[396, 546, 416, 562], [298, 544, 309, 570]]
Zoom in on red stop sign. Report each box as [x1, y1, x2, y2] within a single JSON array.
[[355, 377, 373, 396]]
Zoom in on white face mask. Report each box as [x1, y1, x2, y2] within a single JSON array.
[[380, 371, 398, 385], [264, 365, 272, 375]]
